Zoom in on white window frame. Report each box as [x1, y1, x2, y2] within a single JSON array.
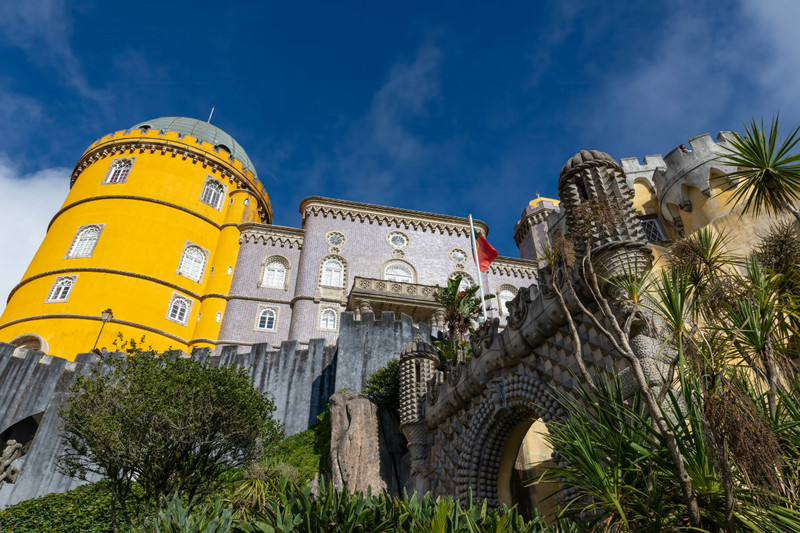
[[166, 294, 192, 325], [66, 224, 103, 258], [383, 261, 415, 283], [199, 176, 226, 210], [321, 257, 345, 287], [254, 306, 278, 331], [496, 286, 518, 316], [319, 307, 338, 331], [260, 256, 289, 290], [177, 243, 208, 282], [46, 276, 77, 303], [102, 157, 135, 185]]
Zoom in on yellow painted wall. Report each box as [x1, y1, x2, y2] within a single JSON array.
[[0, 128, 270, 360]]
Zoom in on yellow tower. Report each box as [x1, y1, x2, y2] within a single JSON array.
[[0, 117, 271, 359]]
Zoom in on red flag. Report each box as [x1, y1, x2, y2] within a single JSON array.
[[473, 231, 499, 272]]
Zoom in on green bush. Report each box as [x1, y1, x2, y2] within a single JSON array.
[[270, 409, 330, 486], [362, 358, 400, 410], [0, 480, 137, 533]]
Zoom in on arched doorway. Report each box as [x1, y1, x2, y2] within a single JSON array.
[[0, 412, 44, 460], [500, 418, 559, 519], [455, 375, 560, 518]]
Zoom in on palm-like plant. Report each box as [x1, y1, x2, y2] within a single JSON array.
[[719, 116, 800, 224], [432, 274, 493, 360]]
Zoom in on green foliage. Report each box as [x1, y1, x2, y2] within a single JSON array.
[[138, 493, 234, 533], [718, 116, 800, 220], [270, 409, 331, 487], [362, 358, 400, 410], [238, 478, 566, 533], [433, 274, 494, 359], [0, 480, 136, 533], [542, 372, 800, 532], [58, 348, 284, 526]]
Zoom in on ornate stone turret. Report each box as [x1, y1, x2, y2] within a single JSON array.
[[399, 334, 441, 494], [558, 150, 653, 295]]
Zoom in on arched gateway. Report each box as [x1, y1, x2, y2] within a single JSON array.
[[400, 150, 668, 510]]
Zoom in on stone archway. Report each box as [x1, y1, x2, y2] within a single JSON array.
[[455, 375, 555, 509]]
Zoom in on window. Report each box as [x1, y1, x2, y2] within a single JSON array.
[[200, 178, 225, 209], [320, 308, 337, 330], [166, 295, 191, 325], [387, 231, 408, 248], [256, 308, 277, 330], [450, 249, 467, 263], [103, 158, 134, 184], [639, 215, 667, 242], [498, 287, 517, 316], [449, 272, 474, 292], [68, 225, 101, 258], [178, 245, 206, 282], [326, 232, 345, 247], [384, 262, 413, 283], [262, 260, 287, 288], [46, 276, 75, 302], [322, 258, 344, 287]]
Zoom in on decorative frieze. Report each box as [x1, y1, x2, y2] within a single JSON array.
[[300, 197, 489, 238]]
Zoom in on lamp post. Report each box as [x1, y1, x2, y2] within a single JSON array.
[[92, 308, 113, 352]]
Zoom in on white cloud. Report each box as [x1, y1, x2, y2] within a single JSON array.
[[0, 157, 69, 315], [575, 0, 800, 154]]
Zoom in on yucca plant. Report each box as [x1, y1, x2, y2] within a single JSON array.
[[718, 116, 800, 225]]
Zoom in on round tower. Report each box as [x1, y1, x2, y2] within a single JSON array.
[[0, 117, 271, 359]]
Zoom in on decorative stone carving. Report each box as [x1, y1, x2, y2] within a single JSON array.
[[0, 439, 23, 487], [470, 317, 499, 358], [506, 288, 532, 330]]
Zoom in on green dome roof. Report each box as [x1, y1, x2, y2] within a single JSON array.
[[132, 117, 257, 177]]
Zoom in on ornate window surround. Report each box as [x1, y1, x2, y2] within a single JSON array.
[[199, 175, 227, 211], [102, 157, 135, 185], [254, 305, 278, 331], [386, 231, 410, 249], [166, 293, 192, 326], [381, 259, 417, 284], [176, 242, 209, 283], [449, 271, 475, 291], [45, 275, 77, 303], [325, 231, 346, 248], [318, 255, 347, 289], [259, 255, 291, 290], [65, 224, 104, 259], [318, 306, 339, 331], [496, 285, 518, 316]]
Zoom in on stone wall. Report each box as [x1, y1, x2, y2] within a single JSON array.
[[0, 309, 431, 507]]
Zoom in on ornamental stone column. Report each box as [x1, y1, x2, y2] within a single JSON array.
[[399, 334, 440, 494]]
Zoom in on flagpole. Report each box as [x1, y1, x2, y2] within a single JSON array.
[[468, 214, 488, 320]]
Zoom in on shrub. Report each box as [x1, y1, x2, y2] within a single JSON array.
[[362, 359, 400, 410]]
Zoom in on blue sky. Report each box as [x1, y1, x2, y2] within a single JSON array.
[[1, 0, 799, 312]]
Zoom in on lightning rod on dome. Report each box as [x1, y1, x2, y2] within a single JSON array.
[[207, 106, 215, 123]]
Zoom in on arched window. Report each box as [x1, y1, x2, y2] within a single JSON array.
[[47, 276, 75, 302], [178, 245, 206, 282], [262, 260, 287, 288], [384, 262, 414, 283], [498, 287, 517, 316], [68, 226, 101, 258], [322, 258, 344, 287], [320, 308, 337, 330], [256, 308, 276, 330], [167, 295, 190, 325], [104, 158, 133, 184], [200, 178, 225, 209], [449, 272, 474, 293]]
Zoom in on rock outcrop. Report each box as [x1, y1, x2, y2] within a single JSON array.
[[328, 393, 407, 495]]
